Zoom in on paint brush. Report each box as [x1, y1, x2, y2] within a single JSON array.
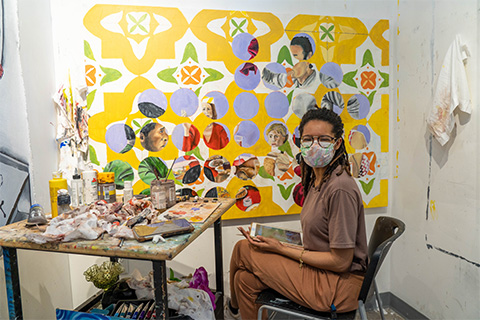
[[126, 304, 135, 318], [165, 157, 177, 181], [114, 303, 125, 317], [138, 302, 150, 319], [145, 302, 155, 319], [132, 303, 143, 319]]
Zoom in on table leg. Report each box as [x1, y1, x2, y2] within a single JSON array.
[[3, 247, 22, 320], [152, 260, 168, 320], [214, 218, 224, 319]]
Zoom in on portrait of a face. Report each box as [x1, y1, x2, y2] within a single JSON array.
[[202, 101, 217, 119], [139, 122, 168, 152], [265, 123, 288, 148]]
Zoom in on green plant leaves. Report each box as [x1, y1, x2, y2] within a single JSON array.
[[379, 70, 389, 88], [89, 145, 100, 166], [104, 160, 134, 189], [258, 166, 275, 181], [99, 66, 122, 86], [157, 67, 178, 84], [277, 183, 295, 200], [278, 143, 294, 158], [84, 40, 95, 61], [181, 43, 199, 64], [361, 49, 375, 68], [359, 178, 375, 195], [277, 45, 293, 66], [343, 70, 358, 88], [86, 89, 96, 111], [138, 157, 168, 185], [203, 68, 224, 84], [185, 147, 204, 161], [231, 19, 247, 37]]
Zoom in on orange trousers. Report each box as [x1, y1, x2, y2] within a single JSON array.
[[229, 240, 363, 320]]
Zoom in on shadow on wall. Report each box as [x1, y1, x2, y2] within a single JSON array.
[[425, 111, 471, 169], [0, 152, 31, 230]]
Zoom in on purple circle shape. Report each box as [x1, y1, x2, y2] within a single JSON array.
[[233, 92, 259, 120], [262, 63, 287, 90], [233, 121, 260, 148], [234, 63, 261, 91], [203, 91, 229, 119], [321, 91, 344, 115], [265, 91, 289, 119], [170, 88, 199, 117], [232, 33, 258, 61], [105, 123, 136, 153], [171, 123, 201, 152], [319, 62, 344, 89], [138, 89, 168, 118], [347, 94, 370, 120]]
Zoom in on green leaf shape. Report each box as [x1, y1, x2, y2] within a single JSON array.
[[203, 68, 224, 84], [140, 188, 151, 196], [277, 183, 295, 200], [359, 178, 375, 195], [379, 71, 389, 88], [195, 87, 202, 97], [181, 43, 199, 64], [342, 70, 358, 88], [104, 160, 134, 189], [258, 166, 275, 181], [86, 89, 96, 111], [132, 120, 141, 128], [328, 25, 334, 32], [174, 179, 184, 187], [287, 90, 294, 105], [89, 145, 100, 166], [361, 49, 375, 68], [138, 157, 168, 186], [277, 45, 293, 66], [366, 91, 376, 105], [169, 268, 181, 282], [99, 66, 122, 86], [157, 67, 178, 84], [185, 147, 204, 161], [278, 142, 294, 158], [84, 40, 95, 61], [196, 189, 204, 197]]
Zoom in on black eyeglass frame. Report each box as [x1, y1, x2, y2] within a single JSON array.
[[300, 135, 337, 148]]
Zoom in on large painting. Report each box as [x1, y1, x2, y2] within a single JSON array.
[[83, 5, 389, 219]]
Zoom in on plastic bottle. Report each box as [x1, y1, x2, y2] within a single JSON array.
[[57, 189, 72, 215], [49, 172, 68, 217], [82, 170, 98, 204], [70, 171, 84, 207], [98, 172, 116, 203], [150, 179, 166, 210], [123, 180, 134, 204]]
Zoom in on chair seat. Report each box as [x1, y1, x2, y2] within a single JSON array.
[[256, 289, 357, 320]]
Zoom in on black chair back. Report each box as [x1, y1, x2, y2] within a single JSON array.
[[358, 216, 405, 303]]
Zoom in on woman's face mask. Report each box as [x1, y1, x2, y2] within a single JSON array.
[[300, 141, 335, 168]]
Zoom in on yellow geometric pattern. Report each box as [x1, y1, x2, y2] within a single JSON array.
[[85, 5, 390, 219]]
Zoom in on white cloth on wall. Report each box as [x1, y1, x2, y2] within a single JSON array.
[[427, 34, 471, 146]]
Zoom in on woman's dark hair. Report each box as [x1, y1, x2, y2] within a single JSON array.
[[290, 36, 313, 60], [299, 107, 351, 196]]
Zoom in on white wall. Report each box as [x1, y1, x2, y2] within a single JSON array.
[[394, 0, 480, 318]]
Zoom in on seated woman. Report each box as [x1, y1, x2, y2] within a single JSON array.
[[226, 107, 368, 319]]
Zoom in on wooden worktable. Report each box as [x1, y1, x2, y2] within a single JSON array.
[[0, 198, 235, 320]]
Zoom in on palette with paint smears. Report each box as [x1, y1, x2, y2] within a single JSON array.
[[158, 201, 221, 223]]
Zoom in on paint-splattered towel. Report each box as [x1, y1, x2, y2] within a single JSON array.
[[427, 34, 471, 146]]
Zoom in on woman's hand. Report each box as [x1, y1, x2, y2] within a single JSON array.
[[237, 227, 283, 254]]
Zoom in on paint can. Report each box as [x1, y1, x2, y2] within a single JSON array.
[[161, 180, 176, 208], [49, 171, 68, 217], [82, 170, 98, 204], [98, 172, 116, 203]]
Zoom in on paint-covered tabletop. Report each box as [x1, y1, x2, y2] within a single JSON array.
[[0, 198, 235, 261]]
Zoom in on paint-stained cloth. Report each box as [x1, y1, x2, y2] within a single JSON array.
[[427, 34, 471, 146]]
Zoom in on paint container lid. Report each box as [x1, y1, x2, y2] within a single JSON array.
[[58, 194, 71, 205], [52, 171, 63, 179], [98, 172, 115, 184]]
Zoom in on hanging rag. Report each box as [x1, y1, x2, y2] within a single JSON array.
[[427, 34, 471, 146]]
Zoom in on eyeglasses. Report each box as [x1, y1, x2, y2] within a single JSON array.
[[300, 135, 336, 148]]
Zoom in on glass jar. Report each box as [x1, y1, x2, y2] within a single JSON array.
[[150, 179, 166, 210]]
